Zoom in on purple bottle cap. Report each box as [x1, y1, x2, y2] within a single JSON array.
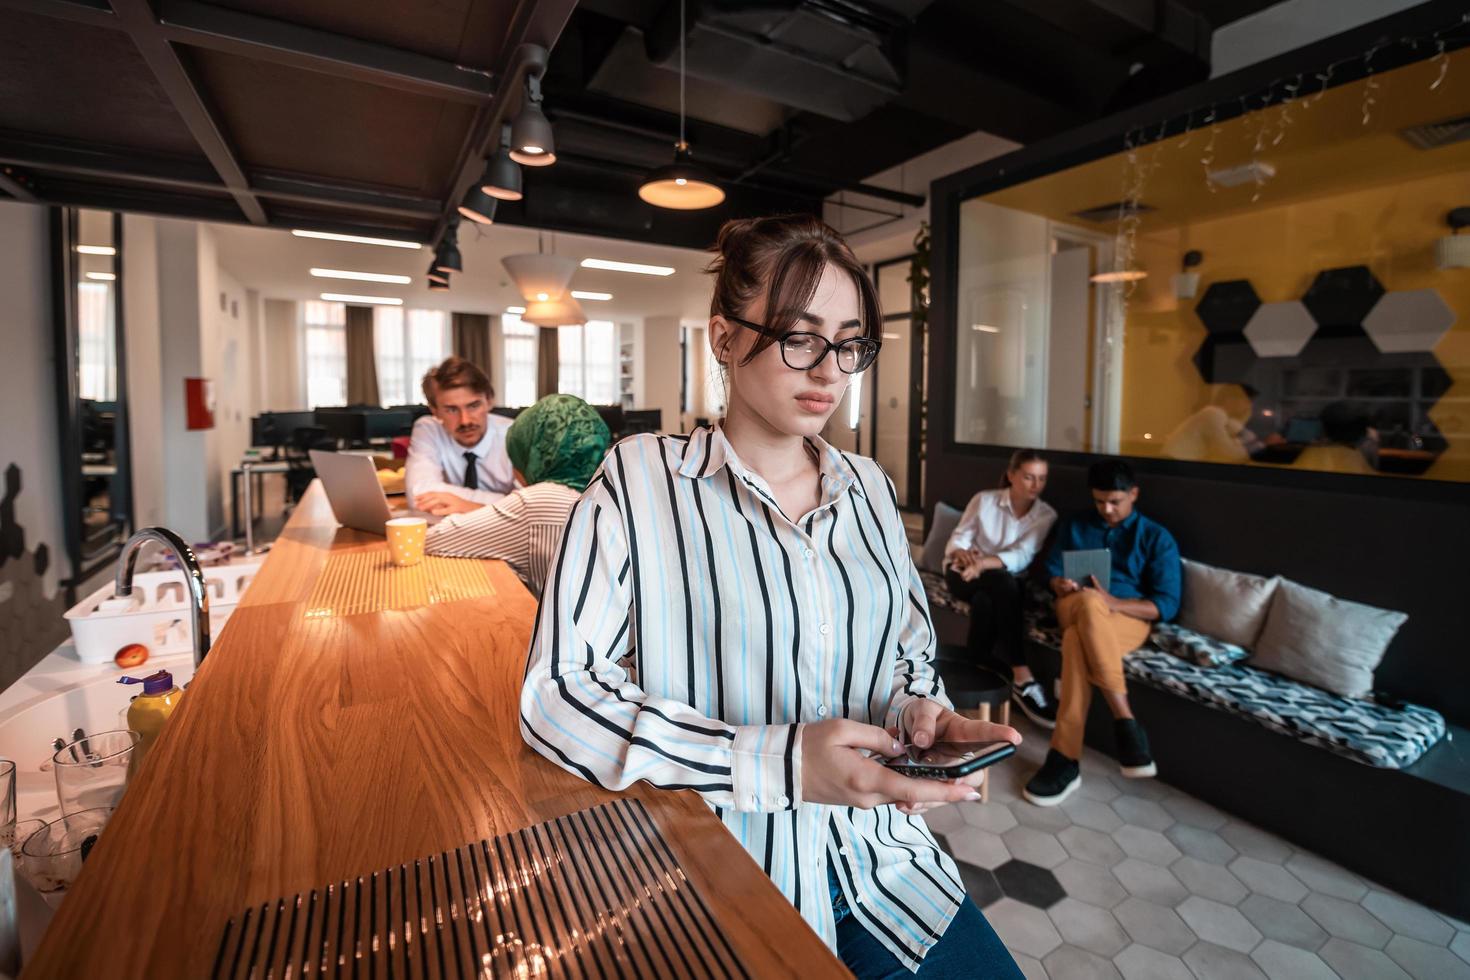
[[118, 670, 173, 695]]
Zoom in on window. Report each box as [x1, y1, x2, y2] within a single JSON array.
[[303, 300, 346, 408], [77, 281, 116, 401], [558, 320, 617, 404], [501, 313, 538, 407], [374, 308, 449, 406]]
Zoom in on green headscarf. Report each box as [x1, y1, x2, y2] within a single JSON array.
[[505, 394, 612, 492]]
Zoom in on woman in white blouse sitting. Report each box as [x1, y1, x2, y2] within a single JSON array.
[[425, 394, 611, 595], [944, 449, 1058, 727], [521, 215, 1023, 978]]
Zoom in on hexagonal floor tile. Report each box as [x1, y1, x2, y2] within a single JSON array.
[[1245, 299, 1318, 357], [1047, 897, 1129, 957], [1043, 943, 1122, 979], [924, 803, 966, 836], [938, 826, 1010, 870], [1013, 952, 1046, 980], [1112, 858, 1188, 907], [1452, 931, 1470, 965], [1054, 858, 1128, 910], [1284, 851, 1366, 901], [1252, 940, 1338, 980], [1177, 895, 1262, 953], [1113, 825, 1182, 866], [1113, 897, 1197, 954], [1183, 940, 1268, 980], [1362, 890, 1456, 944], [1010, 799, 1073, 833], [1385, 935, 1470, 980], [1066, 796, 1126, 834], [1195, 279, 1262, 334], [985, 896, 1064, 959], [1300, 893, 1392, 948], [1240, 894, 1329, 951], [1219, 821, 1292, 862], [1114, 942, 1193, 979], [1002, 825, 1068, 869], [1171, 856, 1247, 905], [956, 860, 1004, 908], [1164, 824, 1236, 865], [960, 800, 1018, 834], [994, 859, 1067, 909], [1058, 825, 1126, 868], [1319, 937, 1412, 980], [1229, 855, 1308, 903], [1112, 796, 1173, 832], [1159, 793, 1227, 832], [1363, 287, 1457, 353], [1302, 265, 1384, 328]]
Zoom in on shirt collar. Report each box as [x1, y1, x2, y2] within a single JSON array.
[[676, 423, 866, 499], [1090, 509, 1140, 531]]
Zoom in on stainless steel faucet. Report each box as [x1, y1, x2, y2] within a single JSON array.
[[116, 527, 212, 668]]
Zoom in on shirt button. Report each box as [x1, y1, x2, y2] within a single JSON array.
[[819, 623, 831, 636], [817, 704, 828, 717], [839, 847, 850, 856], [778, 795, 790, 807], [803, 548, 815, 559]]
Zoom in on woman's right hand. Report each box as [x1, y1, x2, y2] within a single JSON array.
[[800, 720, 983, 810], [1051, 575, 1080, 598]]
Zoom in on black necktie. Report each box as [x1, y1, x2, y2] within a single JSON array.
[[463, 451, 479, 490]]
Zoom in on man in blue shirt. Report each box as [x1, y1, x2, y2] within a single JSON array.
[[1024, 460, 1181, 806]]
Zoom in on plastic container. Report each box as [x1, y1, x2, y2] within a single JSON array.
[[119, 670, 182, 772], [63, 558, 263, 664]]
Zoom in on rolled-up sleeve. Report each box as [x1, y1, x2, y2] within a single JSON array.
[[994, 508, 1057, 575], [943, 493, 981, 558], [520, 475, 802, 812], [1145, 528, 1183, 622]]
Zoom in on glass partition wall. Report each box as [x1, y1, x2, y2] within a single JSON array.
[[947, 39, 1470, 484]]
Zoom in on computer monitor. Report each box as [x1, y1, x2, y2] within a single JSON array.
[[364, 409, 414, 440], [1284, 417, 1324, 444], [251, 411, 318, 453], [623, 409, 662, 435], [315, 408, 368, 446], [593, 405, 625, 438]]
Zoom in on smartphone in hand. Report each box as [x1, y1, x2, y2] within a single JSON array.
[[882, 740, 1017, 780]]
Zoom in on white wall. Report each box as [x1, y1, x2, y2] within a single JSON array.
[[208, 258, 255, 533], [1211, 0, 1423, 78], [123, 214, 165, 529], [261, 299, 302, 411], [642, 315, 687, 432], [0, 202, 70, 674]]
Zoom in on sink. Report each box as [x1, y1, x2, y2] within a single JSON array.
[[0, 644, 196, 824]]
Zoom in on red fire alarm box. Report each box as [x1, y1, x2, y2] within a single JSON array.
[[185, 377, 215, 430]]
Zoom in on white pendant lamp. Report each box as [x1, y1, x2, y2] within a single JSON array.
[[500, 253, 577, 303], [523, 296, 588, 327], [638, 0, 724, 210]]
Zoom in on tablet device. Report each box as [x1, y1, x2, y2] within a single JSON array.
[[1063, 548, 1111, 592]]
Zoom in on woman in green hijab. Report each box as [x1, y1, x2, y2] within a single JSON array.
[[426, 394, 611, 594]]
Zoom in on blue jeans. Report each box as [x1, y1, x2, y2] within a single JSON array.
[[830, 865, 1022, 979]]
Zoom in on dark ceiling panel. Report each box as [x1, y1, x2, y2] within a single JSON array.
[[1177, 0, 1283, 28], [0, 10, 207, 159], [187, 48, 476, 197], [203, 0, 520, 66]]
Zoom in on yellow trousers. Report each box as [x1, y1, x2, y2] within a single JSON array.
[[1051, 590, 1152, 760]]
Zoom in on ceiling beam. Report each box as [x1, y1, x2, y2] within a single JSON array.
[[0, 0, 114, 29], [0, 167, 42, 203], [430, 0, 581, 247], [108, 0, 267, 224], [153, 0, 494, 104]]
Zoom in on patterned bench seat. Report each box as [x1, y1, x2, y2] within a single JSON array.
[[920, 570, 1446, 770]]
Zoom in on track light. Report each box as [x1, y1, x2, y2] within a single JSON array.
[[432, 218, 463, 275], [457, 184, 498, 225], [482, 125, 523, 201], [428, 277, 450, 291], [426, 262, 448, 285], [510, 75, 555, 166]]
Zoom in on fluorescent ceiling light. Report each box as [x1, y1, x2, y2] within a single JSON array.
[[310, 267, 412, 284], [971, 324, 1000, 333], [76, 245, 116, 256], [320, 292, 403, 306], [570, 290, 612, 301], [506, 306, 526, 314], [292, 230, 421, 250], [580, 258, 674, 277], [85, 271, 116, 281], [1089, 270, 1148, 284]]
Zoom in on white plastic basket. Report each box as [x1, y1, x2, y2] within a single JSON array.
[[63, 558, 265, 664]]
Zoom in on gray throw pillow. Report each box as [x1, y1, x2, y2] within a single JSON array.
[[1250, 579, 1407, 699], [919, 502, 964, 573], [1177, 559, 1279, 649]]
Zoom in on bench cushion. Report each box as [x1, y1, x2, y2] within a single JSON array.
[[1124, 651, 1446, 769], [1151, 622, 1250, 668]]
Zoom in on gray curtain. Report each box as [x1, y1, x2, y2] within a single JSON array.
[[344, 304, 380, 406], [452, 312, 491, 374], [537, 327, 559, 400]]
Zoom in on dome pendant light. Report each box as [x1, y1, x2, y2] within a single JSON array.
[[639, 0, 724, 210]]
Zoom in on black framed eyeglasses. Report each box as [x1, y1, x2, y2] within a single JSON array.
[[725, 315, 881, 375]]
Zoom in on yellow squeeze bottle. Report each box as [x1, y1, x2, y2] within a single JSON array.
[[118, 669, 182, 772]]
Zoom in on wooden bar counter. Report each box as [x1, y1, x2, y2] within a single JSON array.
[[24, 484, 846, 978]]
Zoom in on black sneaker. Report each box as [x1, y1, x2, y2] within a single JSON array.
[[1023, 749, 1081, 806], [1011, 679, 1057, 729], [1115, 718, 1157, 778]]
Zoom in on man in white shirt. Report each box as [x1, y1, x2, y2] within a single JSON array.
[[405, 356, 514, 515]]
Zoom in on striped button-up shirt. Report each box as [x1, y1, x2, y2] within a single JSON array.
[[521, 425, 964, 970], [426, 482, 581, 595]]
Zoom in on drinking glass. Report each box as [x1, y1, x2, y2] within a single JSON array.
[[18, 808, 113, 896], [52, 730, 139, 816]]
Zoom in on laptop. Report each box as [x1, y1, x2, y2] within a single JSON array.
[[309, 450, 440, 534]]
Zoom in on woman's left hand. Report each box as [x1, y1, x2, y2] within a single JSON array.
[[893, 700, 1022, 816]]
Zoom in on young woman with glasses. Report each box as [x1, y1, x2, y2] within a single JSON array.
[[521, 214, 1023, 978]]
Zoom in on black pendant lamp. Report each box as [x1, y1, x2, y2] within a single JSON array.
[[510, 75, 556, 167], [639, 0, 724, 210], [428, 276, 450, 291], [481, 125, 523, 201], [426, 262, 448, 285], [433, 218, 463, 275], [457, 183, 498, 225]]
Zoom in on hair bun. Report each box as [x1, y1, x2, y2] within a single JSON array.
[[713, 217, 761, 260]]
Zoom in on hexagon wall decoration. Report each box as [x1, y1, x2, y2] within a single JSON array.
[[1243, 301, 1316, 358], [1362, 288, 1457, 354]]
